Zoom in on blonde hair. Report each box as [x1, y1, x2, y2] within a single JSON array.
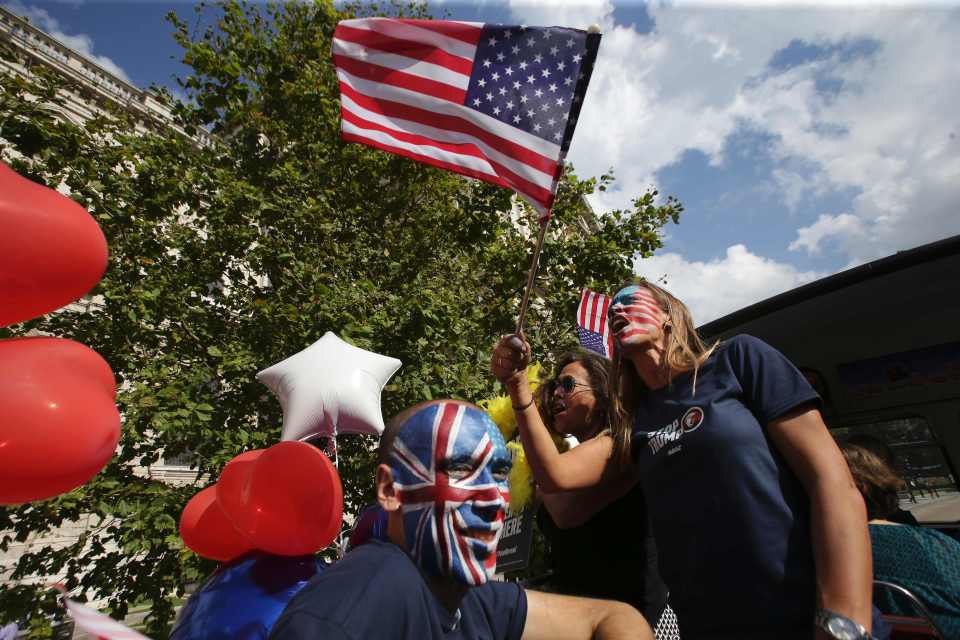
[[608, 279, 718, 465]]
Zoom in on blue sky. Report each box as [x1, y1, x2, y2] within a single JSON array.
[[5, 1, 960, 323]]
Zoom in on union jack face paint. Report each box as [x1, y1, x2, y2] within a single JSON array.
[[608, 285, 665, 347], [389, 402, 511, 586]]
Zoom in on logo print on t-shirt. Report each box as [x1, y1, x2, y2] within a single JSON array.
[[646, 406, 705, 456], [681, 407, 704, 433]]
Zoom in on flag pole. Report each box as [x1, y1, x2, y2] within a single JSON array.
[[514, 203, 554, 336], [514, 23, 601, 336]]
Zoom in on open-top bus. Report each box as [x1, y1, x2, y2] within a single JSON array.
[[699, 234, 960, 530]]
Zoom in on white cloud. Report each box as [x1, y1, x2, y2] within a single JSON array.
[[505, 2, 959, 319], [634, 244, 824, 324], [788, 212, 865, 255], [506, 2, 960, 259], [2, 1, 131, 83], [507, 0, 613, 31]]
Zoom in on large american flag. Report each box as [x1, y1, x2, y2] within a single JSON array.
[[332, 18, 601, 218], [576, 288, 613, 358]]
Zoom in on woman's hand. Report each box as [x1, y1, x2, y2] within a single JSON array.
[[490, 333, 531, 387], [491, 333, 616, 492]]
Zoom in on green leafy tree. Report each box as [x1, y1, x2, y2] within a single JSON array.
[[0, 1, 681, 635]]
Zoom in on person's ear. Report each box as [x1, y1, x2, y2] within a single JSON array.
[[376, 464, 401, 512]]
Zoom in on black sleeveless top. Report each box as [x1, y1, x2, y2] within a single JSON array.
[[536, 482, 668, 626]]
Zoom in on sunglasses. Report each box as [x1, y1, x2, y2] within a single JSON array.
[[547, 375, 592, 396]]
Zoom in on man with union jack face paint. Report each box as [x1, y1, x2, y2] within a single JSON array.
[[389, 400, 512, 586], [271, 399, 651, 640]]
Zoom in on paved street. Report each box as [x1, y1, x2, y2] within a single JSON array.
[[907, 492, 960, 523]]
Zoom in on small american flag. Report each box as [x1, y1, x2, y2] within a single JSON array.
[[332, 18, 600, 218], [576, 288, 613, 358]]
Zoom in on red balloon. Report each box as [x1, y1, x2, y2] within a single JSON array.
[[0, 337, 120, 504], [217, 442, 343, 556], [180, 486, 255, 562], [216, 448, 265, 511], [0, 161, 108, 327]]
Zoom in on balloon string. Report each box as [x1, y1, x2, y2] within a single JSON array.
[[329, 433, 346, 559]]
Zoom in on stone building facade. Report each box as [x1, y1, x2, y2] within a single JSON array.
[[1, 7, 198, 622]]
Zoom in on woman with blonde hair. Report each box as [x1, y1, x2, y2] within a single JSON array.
[[491, 279, 874, 640]]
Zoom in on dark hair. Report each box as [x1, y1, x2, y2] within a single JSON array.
[[840, 443, 905, 520], [536, 349, 611, 433]]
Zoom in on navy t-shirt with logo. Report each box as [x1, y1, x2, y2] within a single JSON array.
[[632, 334, 821, 639], [269, 539, 527, 640]]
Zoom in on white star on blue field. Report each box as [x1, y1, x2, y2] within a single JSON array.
[[6, 0, 959, 323]]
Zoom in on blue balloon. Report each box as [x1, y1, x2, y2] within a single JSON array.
[[171, 552, 325, 640]]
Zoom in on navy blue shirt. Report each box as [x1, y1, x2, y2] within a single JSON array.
[[632, 335, 820, 639], [269, 540, 528, 640]]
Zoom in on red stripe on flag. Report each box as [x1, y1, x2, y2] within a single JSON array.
[[485, 157, 555, 207], [338, 82, 556, 176], [341, 117, 555, 207], [599, 295, 611, 339], [588, 291, 601, 333], [335, 24, 474, 76], [343, 109, 492, 162], [394, 19, 484, 45], [598, 293, 611, 357], [341, 132, 511, 190], [334, 54, 466, 103], [341, 97, 558, 207], [578, 290, 589, 328]]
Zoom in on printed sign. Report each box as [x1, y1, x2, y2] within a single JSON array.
[[495, 506, 535, 573]]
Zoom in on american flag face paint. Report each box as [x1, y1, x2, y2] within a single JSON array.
[[389, 402, 511, 586], [608, 285, 665, 347]]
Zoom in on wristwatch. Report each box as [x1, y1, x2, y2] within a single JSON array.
[[814, 608, 874, 640]]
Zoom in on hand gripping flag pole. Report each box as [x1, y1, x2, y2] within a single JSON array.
[[332, 18, 602, 333]]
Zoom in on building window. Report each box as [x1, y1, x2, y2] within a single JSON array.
[[833, 416, 960, 523], [161, 449, 196, 468]]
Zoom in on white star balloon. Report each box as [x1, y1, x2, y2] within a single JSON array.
[[257, 332, 402, 441]]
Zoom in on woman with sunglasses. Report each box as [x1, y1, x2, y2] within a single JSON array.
[[532, 350, 668, 631], [491, 280, 873, 640]]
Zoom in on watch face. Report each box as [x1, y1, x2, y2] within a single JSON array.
[[827, 617, 859, 640]]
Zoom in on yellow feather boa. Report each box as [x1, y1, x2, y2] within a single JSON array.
[[479, 363, 567, 513]]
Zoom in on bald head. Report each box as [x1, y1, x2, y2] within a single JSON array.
[[378, 400, 476, 466]]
